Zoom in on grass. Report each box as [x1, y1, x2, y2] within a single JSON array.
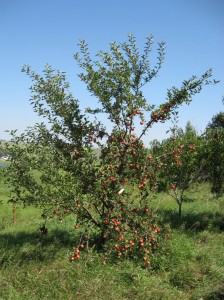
[[0, 170, 224, 299], [0, 159, 9, 165]]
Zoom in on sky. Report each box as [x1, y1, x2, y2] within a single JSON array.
[[0, 0, 224, 144]]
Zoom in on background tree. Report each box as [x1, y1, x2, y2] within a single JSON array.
[[206, 111, 224, 129], [151, 122, 204, 219], [200, 111, 224, 197], [203, 125, 224, 198]]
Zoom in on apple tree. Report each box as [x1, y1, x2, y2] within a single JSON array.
[[4, 35, 217, 266], [203, 126, 224, 197], [150, 122, 205, 219]]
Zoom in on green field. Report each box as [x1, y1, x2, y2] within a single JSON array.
[[0, 159, 9, 165], [0, 169, 224, 300]]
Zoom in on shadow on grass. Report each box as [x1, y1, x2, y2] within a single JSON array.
[[158, 209, 224, 232], [0, 229, 76, 268], [205, 288, 224, 300]]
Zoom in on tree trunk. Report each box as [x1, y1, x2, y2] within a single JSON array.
[[13, 204, 16, 224], [178, 201, 182, 221]]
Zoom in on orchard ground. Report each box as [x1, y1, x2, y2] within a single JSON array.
[[0, 169, 224, 300]]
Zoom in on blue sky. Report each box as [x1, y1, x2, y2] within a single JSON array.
[[0, 0, 224, 144]]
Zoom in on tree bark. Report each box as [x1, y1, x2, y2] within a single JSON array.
[[13, 204, 16, 224]]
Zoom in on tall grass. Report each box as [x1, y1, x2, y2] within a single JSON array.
[[0, 172, 224, 299]]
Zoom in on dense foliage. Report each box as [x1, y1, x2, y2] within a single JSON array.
[[203, 127, 224, 197], [207, 111, 224, 129], [150, 122, 204, 218]]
